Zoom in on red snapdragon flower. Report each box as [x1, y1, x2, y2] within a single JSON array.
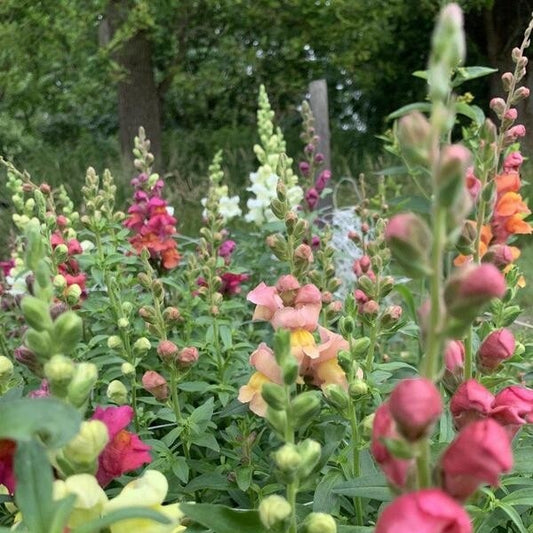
[[124, 174, 180, 270], [91, 405, 151, 487], [0, 439, 16, 494]]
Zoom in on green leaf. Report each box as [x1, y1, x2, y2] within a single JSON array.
[[451, 66, 498, 87], [189, 397, 214, 428], [14, 441, 55, 533], [375, 165, 408, 176], [0, 397, 81, 448], [313, 469, 344, 513], [333, 473, 392, 501], [235, 465, 252, 492], [72, 507, 172, 533], [412, 70, 429, 80], [184, 472, 231, 493], [179, 503, 267, 533], [387, 102, 431, 120], [190, 433, 220, 452], [497, 502, 528, 533], [501, 488, 533, 507], [171, 456, 190, 484], [513, 447, 533, 474], [456, 102, 485, 126]]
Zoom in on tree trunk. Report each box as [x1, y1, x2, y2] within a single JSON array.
[[107, 0, 162, 169]]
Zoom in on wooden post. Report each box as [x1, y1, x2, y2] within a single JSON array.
[[309, 79, 332, 211], [309, 79, 331, 172]]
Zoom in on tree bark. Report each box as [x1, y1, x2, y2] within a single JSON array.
[[107, 0, 162, 169]]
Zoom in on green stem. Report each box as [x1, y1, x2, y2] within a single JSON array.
[[170, 369, 190, 461], [349, 402, 364, 526], [416, 439, 431, 489], [464, 327, 473, 380], [364, 321, 379, 372], [287, 482, 298, 533], [421, 206, 446, 380]]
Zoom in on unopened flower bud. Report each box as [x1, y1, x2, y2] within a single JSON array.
[[501, 72, 513, 91], [443, 340, 465, 392], [385, 213, 432, 278], [274, 444, 301, 478], [389, 378, 443, 441], [291, 392, 321, 425], [142, 370, 169, 401], [381, 305, 403, 328], [478, 328, 515, 371], [53, 244, 69, 264], [121, 362, 135, 377], [63, 420, 109, 466], [163, 306, 181, 325], [133, 337, 151, 355], [53, 274, 67, 292], [482, 244, 515, 270], [436, 144, 472, 208], [362, 300, 379, 315], [489, 97, 506, 117], [444, 264, 506, 324], [117, 317, 129, 329], [107, 335, 123, 351], [303, 512, 337, 533], [178, 346, 199, 367], [107, 380, 128, 405], [157, 340, 179, 363], [65, 283, 82, 306], [44, 354, 75, 396], [67, 363, 98, 408], [294, 243, 313, 264], [512, 86, 530, 103], [258, 495, 292, 530], [137, 273, 151, 289], [0, 356, 14, 384], [397, 111, 432, 167], [349, 379, 369, 398], [324, 384, 350, 410]]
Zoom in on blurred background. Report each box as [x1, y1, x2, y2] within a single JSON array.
[[0, 0, 532, 229]]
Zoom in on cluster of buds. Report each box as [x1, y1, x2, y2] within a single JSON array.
[[266, 177, 314, 280], [195, 152, 249, 310], [298, 100, 331, 212], [372, 375, 517, 502], [123, 128, 180, 270], [245, 85, 303, 226], [81, 166, 124, 235]]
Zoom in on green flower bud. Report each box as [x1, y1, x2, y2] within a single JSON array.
[[107, 335, 123, 351], [107, 380, 128, 405], [117, 317, 129, 329], [121, 362, 135, 377], [397, 111, 432, 168], [291, 392, 321, 426], [258, 495, 292, 530], [266, 233, 289, 261], [303, 512, 337, 533], [65, 284, 82, 306], [53, 274, 68, 292], [323, 384, 350, 411], [266, 407, 288, 438], [362, 413, 375, 438], [274, 444, 301, 481], [21, 296, 53, 332], [349, 379, 369, 398], [296, 439, 321, 479], [53, 244, 69, 264], [45, 354, 75, 396], [351, 337, 371, 357], [63, 420, 109, 466], [121, 301, 134, 315], [133, 337, 151, 355], [24, 328, 53, 360], [67, 363, 98, 408], [0, 356, 14, 384], [339, 316, 355, 336], [53, 311, 83, 353], [261, 383, 286, 411]]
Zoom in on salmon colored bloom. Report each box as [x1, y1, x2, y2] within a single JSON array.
[[495, 172, 521, 194], [247, 277, 322, 331], [91, 406, 152, 487]]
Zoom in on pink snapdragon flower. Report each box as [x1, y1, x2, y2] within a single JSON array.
[[375, 489, 472, 532], [247, 275, 321, 332], [91, 405, 152, 487], [371, 402, 415, 489], [0, 440, 16, 494]]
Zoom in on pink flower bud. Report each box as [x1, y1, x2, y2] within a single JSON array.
[[157, 340, 179, 363], [56, 215, 68, 229], [276, 274, 300, 294], [142, 371, 169, 401], [444, 264, 506, 322], [501, 72, 513, 91], [361, 222, 370, 234], [314, 152, 325, 164], [478, 328, 515, 371], [465, 167, 481, 202], [178, 346, 199, 367], [362, 300, 379, 315], [482, 244, 515, 270], [504, 124, 526, 145], [294, 243, 313, 263], [299, 161, 310, 176], [503, 151, 524, 173], [491, 386, 533, 438], [305, 187, 320, 210], [397, 111, 432, 166], [354, 289, 369, 305], [218, 240, 236, 259], [512, 47, 522, 62], [440, 419, 512, 501], [375, 489, 472, 533], [371, 403, 415, 489], [315, 169, 331, 193], [436, 144, 472, 208], [359, 255, 371, 272], [503, 108, 518, 122], [389, 378, 443, 441], [513, 86, 530, 101], [385, 213, 432, 278], [450, 379, 495, 430], [489, 97, 506, 117]]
